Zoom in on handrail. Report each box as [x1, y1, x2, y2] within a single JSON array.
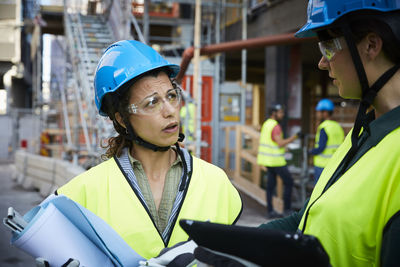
[[130, 13, 146, 44], [63, 9, 92, 153]]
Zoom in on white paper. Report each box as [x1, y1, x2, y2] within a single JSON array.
[[12, 202, 113, 267], [8, 195, 145, 266]]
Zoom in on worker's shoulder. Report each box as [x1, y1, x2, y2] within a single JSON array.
[[73, 157, 116, 181], [381, 126, 400, 149], [192, 156, 226, 177]]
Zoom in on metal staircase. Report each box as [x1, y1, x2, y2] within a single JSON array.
[[63, 6, 116, 162]]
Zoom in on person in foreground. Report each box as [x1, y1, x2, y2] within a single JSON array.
[[39, 40, 242, 265], [194, 1, 400, 266]]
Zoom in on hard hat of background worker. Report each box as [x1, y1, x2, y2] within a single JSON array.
[[315, 99, 334, 112], [94, 40, 180, 116]]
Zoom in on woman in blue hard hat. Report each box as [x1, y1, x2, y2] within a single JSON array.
[[309, 99, 344, 184], [55, 40, 242, 260], [259, 1, 400, 266]]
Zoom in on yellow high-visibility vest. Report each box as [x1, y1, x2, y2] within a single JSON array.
[[314, 120, 344, 168], [299, 128, 400, 266], [57, 155, 242, 259], [180, 103, 195, 141], [257, 119, 286, 167]]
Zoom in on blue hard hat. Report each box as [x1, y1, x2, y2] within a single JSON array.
[[94, 40, 180, 116], [316, 99, 334, 111], [295, 0, 400, 38]]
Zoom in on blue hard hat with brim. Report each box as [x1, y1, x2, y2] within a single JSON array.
[[94, 40, 180, 116]]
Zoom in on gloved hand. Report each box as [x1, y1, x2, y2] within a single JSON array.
[[36, 257, 80, 267], [194, 246, 260, 267], [138, 240, 197, 267]]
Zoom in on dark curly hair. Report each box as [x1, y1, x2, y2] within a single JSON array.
[[100, 67, 174, 160]]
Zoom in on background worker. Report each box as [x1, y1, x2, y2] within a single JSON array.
[[257, 104, 299, 218], [179, 92, 195, 146], [309, 98, 344, 183], [43, 40, 242, 263]]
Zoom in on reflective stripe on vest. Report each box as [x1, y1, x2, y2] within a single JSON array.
[[57, 153, 242, 259], [314, 120, 344, 168], [257, 119, 286, 167], [299, 128, 400, 266]]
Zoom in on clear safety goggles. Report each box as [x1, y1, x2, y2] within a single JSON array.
[[318, 37, 343, 61], [128, 86, 182, 115]]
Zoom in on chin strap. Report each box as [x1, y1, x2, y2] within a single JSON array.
[[124, 118, 185, 152], [341, 24, 400, 161]]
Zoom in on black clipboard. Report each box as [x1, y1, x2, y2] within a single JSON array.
[[179, 219, 330, 267]]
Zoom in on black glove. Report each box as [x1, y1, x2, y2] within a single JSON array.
[[194, 246, 250, 267]]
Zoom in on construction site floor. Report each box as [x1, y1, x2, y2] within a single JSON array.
[[0, 162, 268, 266]]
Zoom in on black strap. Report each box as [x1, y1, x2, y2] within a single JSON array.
[[349, 63, 400, 159], [342, 21, 400, 155], [175, 140, 189, 191], [342, 25, 369, 97], [123, 118, 171, 152], [178, 132, 185, 142]]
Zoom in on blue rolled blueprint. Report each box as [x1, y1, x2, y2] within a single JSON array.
[[10, 195, 144, 267]]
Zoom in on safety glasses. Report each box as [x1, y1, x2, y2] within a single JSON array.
[[128, 86, 182, 115], [318, 37, 343, 61]]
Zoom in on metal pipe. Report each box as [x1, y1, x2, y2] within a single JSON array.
[[241, 0, 247, 86], [211, 0, 221, 164], [175, 33, 316, 83], [143, 0, 149, 43], [193, 0, 202, 157], [241, 0, 247, 125]]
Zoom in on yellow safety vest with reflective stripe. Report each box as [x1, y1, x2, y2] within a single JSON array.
[[299, 128, 400, 266], [314, 120, 344, 168], [257, 119, 286, 167], [180, 103, 195, 141], [57, 156, 242, 259]]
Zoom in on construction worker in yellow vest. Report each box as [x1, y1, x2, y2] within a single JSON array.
[[179, 93, 195, 143], [257, 104, 299, 219], [309, 99, 344, 183], [189, 1, 400, 266], [258, 1, 400, 266], [36, 40, 242, 266]]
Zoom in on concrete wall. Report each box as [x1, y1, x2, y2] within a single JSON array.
[[14, 150, 85, 197]]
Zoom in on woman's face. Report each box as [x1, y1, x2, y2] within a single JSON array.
[[318, 37, 363, 99], [127, 72, 180, 147]]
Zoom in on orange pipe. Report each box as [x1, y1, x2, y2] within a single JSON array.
[[175, 32, 316, 83]]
